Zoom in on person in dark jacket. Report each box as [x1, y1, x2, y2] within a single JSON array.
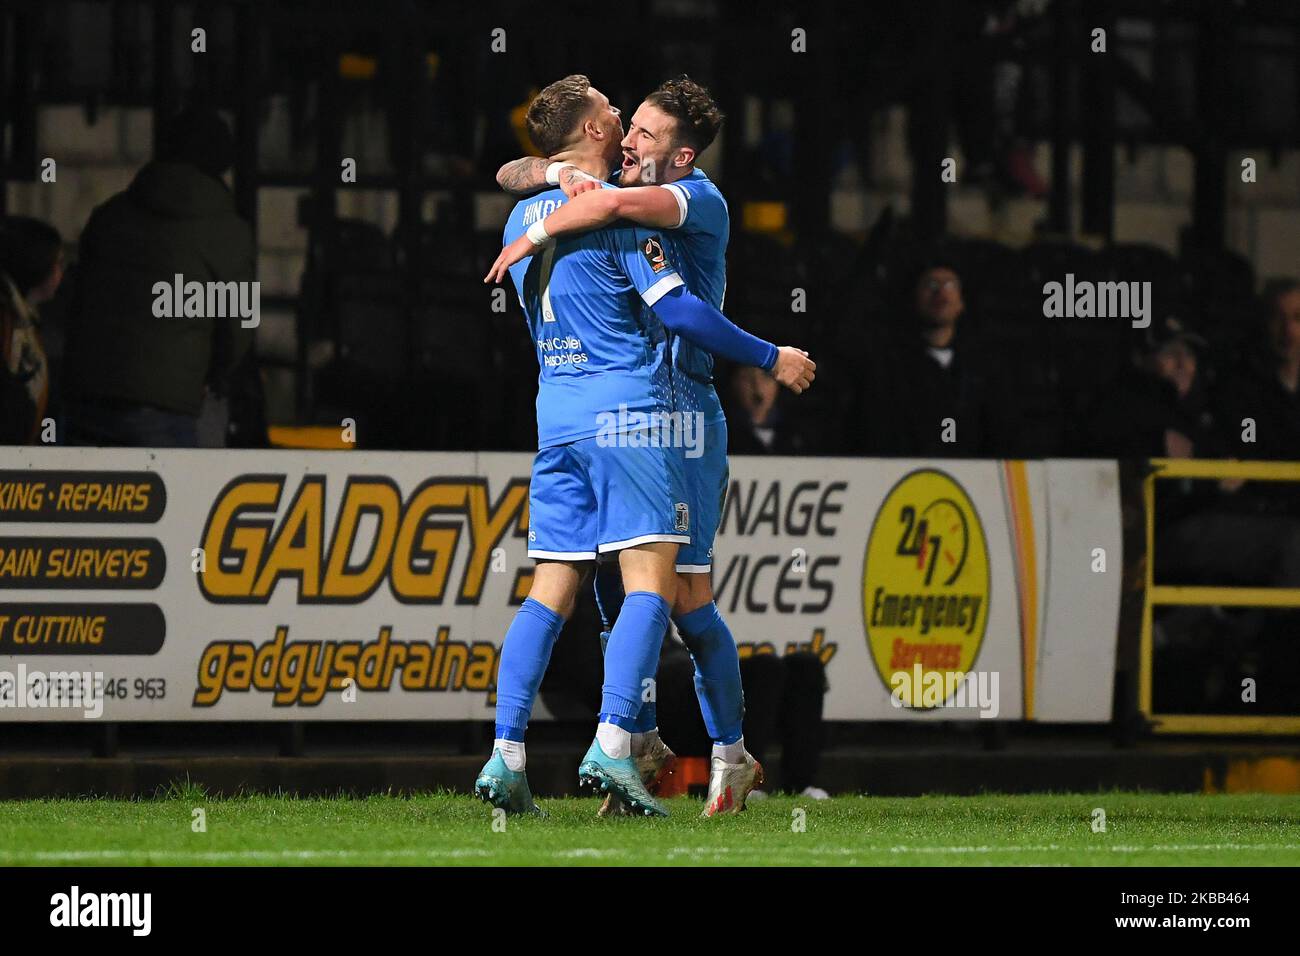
[[62, 107, 256, 447], [1215, 279, 1300, 467], [1141, 294, 1300, 711], [724, 365, 811, 456], [854, 261, 1012, 457], [1085, 314, 1223, 460], [0, 217, 63, 444]]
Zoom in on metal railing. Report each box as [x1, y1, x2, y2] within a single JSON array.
[[1141, 458, 1300, 734]]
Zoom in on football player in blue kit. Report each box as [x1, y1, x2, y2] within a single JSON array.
[[486, 76, 815, 816], [477, 75, 814, 818]]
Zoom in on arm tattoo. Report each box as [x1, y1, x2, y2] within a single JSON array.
[[561, 168, 593, 190], [497, 157, 551, 194]]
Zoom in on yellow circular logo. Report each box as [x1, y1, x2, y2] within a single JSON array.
[[862, 469, 990, 708]]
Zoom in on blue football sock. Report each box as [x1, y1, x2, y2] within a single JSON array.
[[593, 565, 657, 733], [674, 602, 744, 745], [629, 698, 659, 734], [598, 632, 659, 733], [493, 597, 565, 741], [599, 591, 671, 731]]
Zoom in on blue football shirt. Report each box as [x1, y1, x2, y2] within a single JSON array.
[[504, 188, 686, 449], [657, 169, 730, 426]]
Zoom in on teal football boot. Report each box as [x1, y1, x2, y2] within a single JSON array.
[[474, 749, 546, 817], [577, 738, 668, 817]]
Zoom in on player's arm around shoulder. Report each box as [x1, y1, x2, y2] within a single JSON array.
[[664, 178, 727, 233], [496, 158, 605, 196], [605, 184, 688, 229], [484, 186, 681, 284], [541, 184, 682, 237], [496, 157, 552, 195]]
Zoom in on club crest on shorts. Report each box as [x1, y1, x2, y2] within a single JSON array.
[[643, 235, 669, 273], [674, 502, 690, 533]]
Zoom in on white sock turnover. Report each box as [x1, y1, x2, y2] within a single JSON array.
[[494, 738, 526, 772], [596, 722, 632, 759], [713, 737, 747, 764]]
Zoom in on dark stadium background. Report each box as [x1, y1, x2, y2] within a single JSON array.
[[0, 0, 1297, 795]]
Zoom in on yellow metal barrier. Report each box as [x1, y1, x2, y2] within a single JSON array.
[[1141, 458, 1300, 735], [267, 426, 356, 451]]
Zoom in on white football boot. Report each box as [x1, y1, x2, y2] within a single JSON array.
[[701, 751, 764, 817], [597, 733, 677, 817]]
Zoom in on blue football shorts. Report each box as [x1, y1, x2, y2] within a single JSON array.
[[527, 431, 691, 561], [674, 420, 728, 573]]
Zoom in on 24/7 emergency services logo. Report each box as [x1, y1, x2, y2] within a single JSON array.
[[861, 469, 990, 707]]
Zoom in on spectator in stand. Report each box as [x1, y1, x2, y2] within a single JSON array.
[[62, 107, 256, 447], [0, 217, 63, 445], [853, 259, 1012, 457], [1171, 279, 1300, 584], [1085, 315, 1223, 459], [1134, 293, 1300, 711], [1084, 310, 1300, 587], [724, 365, 811, 455], [1216, 279, 1300, 465]]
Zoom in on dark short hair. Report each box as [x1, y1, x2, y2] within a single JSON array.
[[0, 216, 62, 296], [526, 75, 594, 156], [645, 75, 724, 154], [908, 257, 962, 292], [157, 106, 235, 178]]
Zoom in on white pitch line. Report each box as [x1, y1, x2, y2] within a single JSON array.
[[0, 848, 495, 862], [887, 844, 1300, 853], [0, 843, 1297, 864]]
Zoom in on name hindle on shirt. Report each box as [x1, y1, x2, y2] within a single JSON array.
[[522, 198, 562, 224], [537, 335, 588, 366]]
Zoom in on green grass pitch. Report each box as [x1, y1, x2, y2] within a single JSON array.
[[1, 790, 1297, 866]]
